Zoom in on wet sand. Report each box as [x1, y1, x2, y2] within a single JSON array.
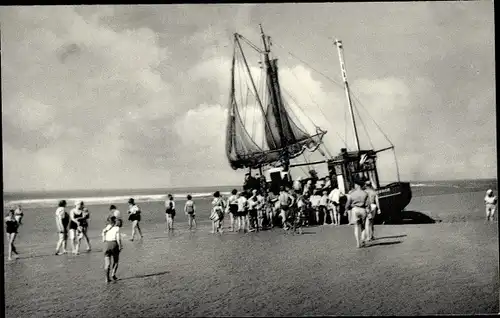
[[4, 190, 499, 316]]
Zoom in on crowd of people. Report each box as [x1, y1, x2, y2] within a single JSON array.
[[4, 178, 498, 282]]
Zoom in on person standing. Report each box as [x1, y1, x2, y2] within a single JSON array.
[[69, 201, 85, 254], [165, 194, 176, 231], [328, 184, 341, 226], [485, 189, 497, 221], [227, 189, 239, 232], [345, 178, 369, 248], [278, 187, 293, 230], [248, 190, 259, 231], [185, 195, 197, 230], [127, 198, 143, 241], [55, 200, 70, 255], [362, 181, 380, 241], [102, 216, 122, 283], [79, 207, 92, 252], [5, 209, 19, 261], [236, 191, 249, 232], [319, 190, 329, 225]]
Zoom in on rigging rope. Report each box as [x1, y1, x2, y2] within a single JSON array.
[[273, 40, 394, 149], [353, 101, 374, 150]]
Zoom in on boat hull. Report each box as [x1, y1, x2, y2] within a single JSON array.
[[374, 182, 412, 224]]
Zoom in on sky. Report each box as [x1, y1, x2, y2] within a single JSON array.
[[1, 2, 496, 192]]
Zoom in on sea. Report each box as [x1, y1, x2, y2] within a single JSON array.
[[3, 179, 498, 209]]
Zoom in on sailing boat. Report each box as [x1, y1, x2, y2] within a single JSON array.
[[225, 25, 412, 223]]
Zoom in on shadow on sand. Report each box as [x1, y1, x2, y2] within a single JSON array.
[[380, 210, 441, 225], [120, 271, 170, 281], [366, 240, 403, 247], [375, 234, 407, 240]]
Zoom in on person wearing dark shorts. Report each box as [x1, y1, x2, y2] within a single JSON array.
[[5, 209, 19, 261], [55, 200, 70, 255], [127, 198, 143, 241], [165, 194, 176, 231], [228, 189, 239, 232], [102, 216, 122, 283]]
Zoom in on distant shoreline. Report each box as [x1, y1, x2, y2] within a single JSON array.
[[3, 178, 497, 195]]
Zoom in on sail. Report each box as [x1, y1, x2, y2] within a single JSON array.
[[225, 33, 326, 170], [264, 59, 326, 159]]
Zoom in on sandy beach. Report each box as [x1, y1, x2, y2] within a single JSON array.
[[4, 190, 499, 317]]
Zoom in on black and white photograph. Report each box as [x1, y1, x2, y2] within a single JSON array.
[[1, 2, 497, 317]]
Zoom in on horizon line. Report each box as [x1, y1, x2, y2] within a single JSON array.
[[3, 177, 498, 194]]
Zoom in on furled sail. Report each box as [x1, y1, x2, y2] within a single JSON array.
[[225, 32, 326, 171]]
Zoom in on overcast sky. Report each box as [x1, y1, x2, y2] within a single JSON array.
[[1, 3, 495, 191]]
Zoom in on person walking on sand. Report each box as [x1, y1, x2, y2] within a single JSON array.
[[127, 198, 143, 241], [109, 205, 123, 227], [227, 189, 239, 231], [185, 195, 197, 230], [5, 209, 20, 261], [485, 189, 497, 221], [102, 216, 122, 283], [346, 178, 369, 248], [362, 181, 380, 241], [256, 190, 265, 230], [55, 200, 70, 255], [165, 194, 176, 231], [14, 204, 24, 225], [69, 201, 86, 254]]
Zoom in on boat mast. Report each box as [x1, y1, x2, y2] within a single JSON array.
[[260, 24, 290, 171], [334, 39, 361, 153]]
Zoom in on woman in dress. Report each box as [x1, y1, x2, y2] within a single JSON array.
[[5, 209, 19, 261], [127, 198, 143, 241], [211, 191, 225, 233], [102, 216, 122, 283]]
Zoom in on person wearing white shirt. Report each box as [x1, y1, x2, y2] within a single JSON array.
[[310, 190, 321, 225], [485, 189, 497, 221], [102, 216, 122, 283], [328, 186, 341, 226], [236, 192, 249, 232]]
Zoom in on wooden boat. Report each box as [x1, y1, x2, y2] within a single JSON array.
[[225, 25, 411, 223]]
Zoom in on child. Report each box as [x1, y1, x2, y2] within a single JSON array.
[[319, 190, 329, 225], [485, 189, 497, 221], [184, 195, 197, 230], [294, 195, 306, 235]]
